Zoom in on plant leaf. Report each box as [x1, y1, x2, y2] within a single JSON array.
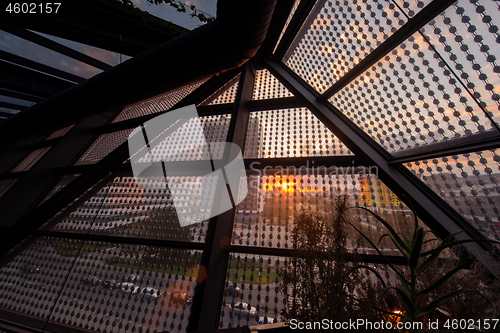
[[417, 290, 477, 317], [418, 259, 473, 295]]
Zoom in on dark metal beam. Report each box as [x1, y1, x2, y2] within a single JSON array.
[[390, 130, 500, 164], [0, 50, 84, 83], [0, 110, 19, 118], [0, 61, 74, 97], [319, 0, 457, 100], [0, 101, 25, 111], [0, 24, 112, 71], [274, 0, 320, 61], [191, 62, 256, 331], [265, 58, 500, 276], [0, 88, 43, 103]]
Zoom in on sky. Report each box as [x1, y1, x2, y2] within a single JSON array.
[[0, 0, 217, 116]]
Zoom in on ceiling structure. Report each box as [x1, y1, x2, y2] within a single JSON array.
[[0, 0, 499, 332]]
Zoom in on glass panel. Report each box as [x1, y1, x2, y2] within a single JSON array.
[[0, 236, 202, 333], [285, 0, 409, 93], [252, 69, 294, 100], [395, 0, 432, 18], [0, 179, 18, 199], [41, 176, 209, 243], [244, 108, 353, 158], [39, 174, 80, 205], [46, 125, 74, 140], [75, 129, 134, 165], [427, 0, 500, 128], [405, 149, 500, 242], [129, 114, 231, 163], [12, 147, 51, 172], [273, 0, 301, 53], [199, 75, 240, 106], [219, 254, 287, 328], [112, 80, 207, 123], [330, 30, 496, 153], [232, 171, 420, 256]]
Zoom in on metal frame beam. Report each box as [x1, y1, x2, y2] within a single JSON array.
[[0, 24, 112, 71], [265, 58, 500, 276], [0, 88, 43, 103], [0, 101, 25, 111], [0, 50, 84, 83]]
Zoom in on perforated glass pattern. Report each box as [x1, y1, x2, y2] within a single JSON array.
[[252, 69, 294, 100], [199, 76, 240, 106], [12, 147, 51, 172], [75, 129, 134, 165], [244, 108, 352, 158], [405, 149, 500, 242], [285, 0, 410, 93], [112, 80, 207, 123], [42, 176, 209, 243]]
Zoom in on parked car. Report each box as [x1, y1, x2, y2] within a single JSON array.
[[101, 279, 121, 289], [256, 316, 275, 325], [170, 291, 190, 304], [21, 264, 39, 274], [140, 287, 160, 299], [228, 302, 257, 317], [81, 275, 101, 285], [123, 274, 142, 283], [224, 285, 242, 296], [121, 282, 139, 294]]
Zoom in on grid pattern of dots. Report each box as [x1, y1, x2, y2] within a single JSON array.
[[0, 237, 202, 333], [285, 0, 414, 93], [112, 80, 207, 123], [199, 76, 240, 106], [133, 115, 231, 163], [252, 69, 294, 100], [42, 176, 209, 243], [46, 125, 74, 140], [231, 173, 423, 255], [244, 108, 353, 158], [331, 28, 497, 153], [12, 147, 51, 172], [405, 149, 500, 242], [75, 129, 134, 165]]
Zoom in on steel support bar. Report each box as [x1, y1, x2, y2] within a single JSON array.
[[319, 0, 457, 100], [390, 130, 500, 164], [274, 0, 321, 61], [0, 110, 18, 117], [0, 24, 112, 71], [0, 61, 75, 97], [0, 101, 26, 111], [0, 50, 85, 83], [266, 58, 500, 276], [190, 63, 256, 331], [0, 88, 43, 103]]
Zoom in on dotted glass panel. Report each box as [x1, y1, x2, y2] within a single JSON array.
[[0, 237, 202, 333], [75, 129, 134, 165], [244, 108, 353, 158], [199, 75, 240, 106], [0, 237, 82, 322], [12, 147, 51, 172], [273, 0, 301, 53], [426, 1, 500, 128], [0, 179, 18, 199], [41, 176, 209, 243], [232, 171, 424, 256], [131, 115, 231, 163], [285, 0, 409, 93], [46, 125, 74, 140], [39, 174, 80, 205], [112, 79, 207, 123], [252, 69, 294, 100], [330, 29, 496, 153], [405, 149, 500, 242], [219, 254, 286, 328], [394, 0, 432, 18]]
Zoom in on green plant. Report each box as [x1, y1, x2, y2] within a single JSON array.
[[348, 206, 499, 329]]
